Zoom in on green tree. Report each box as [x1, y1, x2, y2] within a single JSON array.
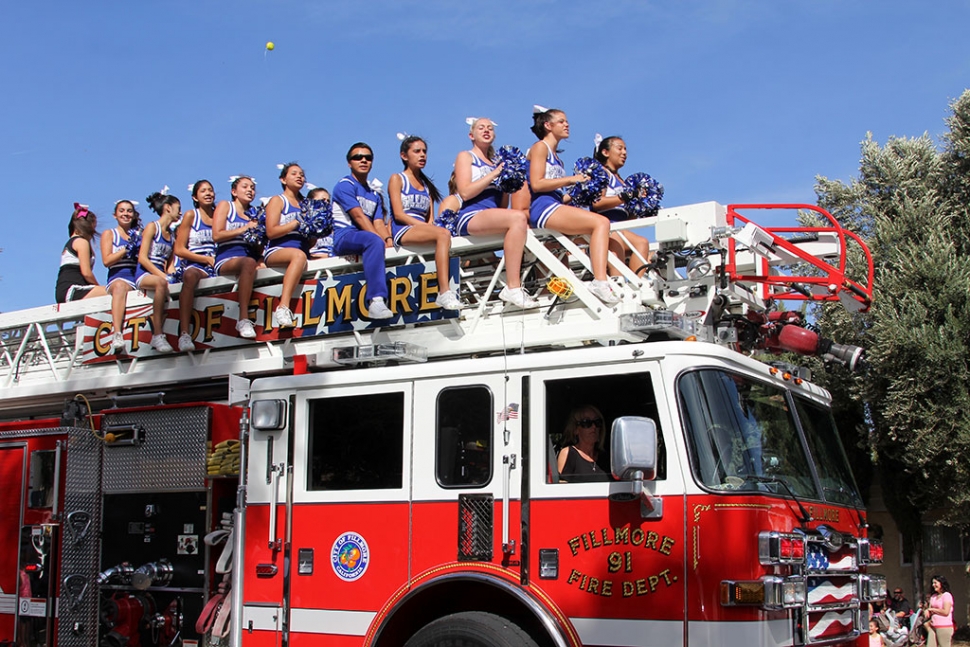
[[807, 90, 970, 600]]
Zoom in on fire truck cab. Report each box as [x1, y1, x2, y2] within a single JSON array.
[[0, 202, 882, 647]]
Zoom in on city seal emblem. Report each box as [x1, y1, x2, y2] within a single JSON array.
[[331, 531, 370, 581]]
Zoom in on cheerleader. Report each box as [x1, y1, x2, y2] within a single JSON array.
[[212, 176, 259, 339], [387, 135, 461, 310], [264, 163, 309, 328], [330, 143, 393, 319], [55, 203, 107, 303], [306, 188, 333, 259], [136, 192, 180, 353], [100, 199, 141, 351], [452, 118, 535, 308], [173, 180, 216, 351], [590, 136, 653, 276], [527, 108, 619, 304]]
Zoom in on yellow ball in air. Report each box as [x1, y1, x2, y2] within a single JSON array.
[[266, 42, 275, 51]]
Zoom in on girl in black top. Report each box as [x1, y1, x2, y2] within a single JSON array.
[[557, 405, 611, 482], [56, 204, 107, 303]]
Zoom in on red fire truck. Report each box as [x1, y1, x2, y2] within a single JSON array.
[[0, 202, 883, 647]]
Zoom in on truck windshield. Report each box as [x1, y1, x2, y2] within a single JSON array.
[[679, 369, 860, 505], [793, 397, 864, 507]]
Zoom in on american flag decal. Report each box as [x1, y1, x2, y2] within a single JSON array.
[[808, 609, 854, 641], [496, 403, 519, 422]]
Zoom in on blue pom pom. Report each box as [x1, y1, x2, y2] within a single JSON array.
[[492, 145, 528, 194], [241, 205, 268, 249], [170, 262, 215, 283], [124, 226, 143, 259], [298, 197, 334, 239], [622, 172, 665, 218], [435, 209, 461, 236], [566, 157, 609, 208]]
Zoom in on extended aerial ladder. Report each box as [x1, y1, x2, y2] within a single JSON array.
[[0, 202, 872, 419]]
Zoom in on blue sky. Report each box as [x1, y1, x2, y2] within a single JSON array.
[[1, 0, 968, 312]]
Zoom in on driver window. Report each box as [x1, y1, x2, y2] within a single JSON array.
[[545, 372, 665, 484]]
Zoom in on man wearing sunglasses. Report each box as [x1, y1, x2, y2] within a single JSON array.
[[331, 142, 393, 319], [888, 587, 913, 622]]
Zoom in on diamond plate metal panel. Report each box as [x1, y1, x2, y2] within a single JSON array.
[[102, 407, 210, 493], [0, 427, 65, 440], [58, 424, 102, 647]]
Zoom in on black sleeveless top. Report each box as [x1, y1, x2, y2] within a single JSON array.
[[56, 236, 89, 303], [561, 446, 610, 482]]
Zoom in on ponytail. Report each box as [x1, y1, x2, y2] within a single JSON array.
[[530, 108, 563, 140]]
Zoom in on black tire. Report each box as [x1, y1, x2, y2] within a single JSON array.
[[403, 611, 540, 647]]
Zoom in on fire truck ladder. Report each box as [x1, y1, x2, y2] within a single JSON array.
[[0, 202, 870, 416]]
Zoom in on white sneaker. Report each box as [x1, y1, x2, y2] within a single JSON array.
[[111, 331, 126, 351], [151, 334, 174, 353], [499, 286, 539, 309], [587, 279, 620, 305], [435, 290, 463, 311], [367, 297, 394, 320], [274, 305, 295, 327], [178, 332, 195, 352], [236, 319, 257, 339]]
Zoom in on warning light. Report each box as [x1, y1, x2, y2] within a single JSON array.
[[547, 277, 573, 299]]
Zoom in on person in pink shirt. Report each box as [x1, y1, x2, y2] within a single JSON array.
[[868, 618, 887, 647], [925, 574, 954, 647]]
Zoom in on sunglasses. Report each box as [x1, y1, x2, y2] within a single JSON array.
[[576, 418, 603, 429], [349, 154, 373, 162]]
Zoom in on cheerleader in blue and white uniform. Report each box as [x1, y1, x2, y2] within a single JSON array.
[[173, 180, 216, 351], [100, 199, 141, 352], [386, 135, 461, 310], [263, 163, 309, 328], [212, 176, 259, 339], [307, 188, 333, 259], [135, 191, 180, 353], [451, 118, 535, 308], [527, 108, 618, 305], [590, 136, 653, 277]]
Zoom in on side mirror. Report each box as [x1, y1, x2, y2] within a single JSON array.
[[609, 417, 662, 519], [610, 416, 658, 481]]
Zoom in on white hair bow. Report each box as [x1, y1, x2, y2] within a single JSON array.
[[533, 104, 550, 114], [229, 176, 257, 185], [305, 182, 317, 191], [186, 183, 195, 192], [259, 196, 272, 206], [465, 117, 497, 127], [276, 163, 285, 170], [593, 133, 603, 148], [396, 132, 408, 141], [116, 199, 139, 206], [160, 185, 170, 196]]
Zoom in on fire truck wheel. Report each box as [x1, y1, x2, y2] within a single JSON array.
[[404, 611, 539, 647]]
